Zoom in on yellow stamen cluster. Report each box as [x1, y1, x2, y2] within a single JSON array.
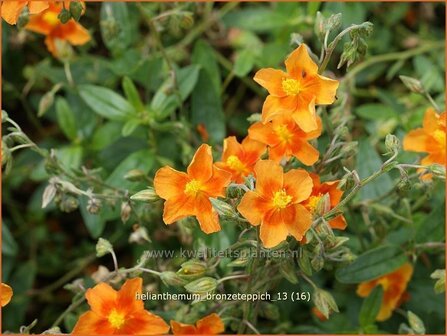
[[226, 155, 246, 172], [273, 190, 292, 209], [42, 11, 60, 26], [433, 129, 446, 146], [307, 194, 322, 213], [108, 309, 125, 329], [282, 78, 302, 96], [274, 124, 293, 143], [184, 179, 202, 195]]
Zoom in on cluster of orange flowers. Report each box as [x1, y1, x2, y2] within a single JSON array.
[[71, 277, 224, 335], [1, 1, 90, 57], [155, 44, 345, 248]]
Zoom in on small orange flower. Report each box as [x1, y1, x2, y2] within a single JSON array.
[[170, 313, 225, 335], [25, 3, 90, 57], [72, 278, 169, 335], [253, 44, 339, 132], [248, 115, 322, 165], [403, 108, 446, 167], [1, 283, 13, 307], [357, 263, 413, 321], [154, 144, 231, 234], [311, 307, 328, 322], [1, 0, 49, 25], [215, 136, 266, 183], [237, 160, 313, 248], [302, 173, 347, 230]]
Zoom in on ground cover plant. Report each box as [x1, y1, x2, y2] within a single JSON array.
[[1, 1, 446, 334]]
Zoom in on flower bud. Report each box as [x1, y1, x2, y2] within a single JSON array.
[[38, 91, 55, 117], [130, 188, 159, 202], [227, 249, 251, 267], [385, 134, 400, 153], [429, 164, 446, 180], [311, 254, 324, 272], [2, 110, 9, 123], [298, 248, 313, 276], [17, 6, 30, 29], [177, 260, 207, 280], [42, 326, 62, 334], [1, 141, 11, 167], [96, 238, 113, 257], [59, 194, 79, 213], [160, 271, 188, 287], [58, 8, 72, 24], [129, 225, 151, 244], [399, 75, 425, 94], [42, 183, 57, 208], [313, 289, 339, 319], [87, 198, 102, 214], [124, 169, 147, 182], [210, 198, 236, 218], [69, 1, 84, 21], [184, 277, 217, 294], [120, 202, 132, 223], [328, 236, 350, 250], [279, 260, 299, 284], [430, 269, 445, 294], [407, 311, 425, 334]]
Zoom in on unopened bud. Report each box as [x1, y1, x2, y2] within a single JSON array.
[[59, 194, 79, 213], [129, 225, 151, 244], [124, 169, 147, 182], [42, 183, 57, 208], [429, 164, 446, 180], [87, 198, 102, 214], [1, 141, 11, 167], [96, 238, 113, 257], [179, 13, 194, 29], [259, 302, 280, 320], [38, 92, 55, 117], [42, 326, 62, 334], [69, 1, 84, 21], [131, 188, 159, 202], [279, 260, 299, 284], [54, 40, 74, 60], [210, 198, 236, 218], [399, 76, 425, 94], [120, 202, 132, 223], [385, 134, 400, 153], [160, 271, 188, 287], [58, 8, 72, 24], [407, 311, 425, 334], [177, 260, 207, 280], [184, 277, 217, 294], [430, 269, 445, 294], [227, 249, 251, 267], [2, 110, 9, 123], [311, 254, 324, 272], [298, 248, 313, 276], [328, 236, 350, 250], [313, 289, 339, 319], [17, 6, 30, 29], [247, 113, 261, 124]]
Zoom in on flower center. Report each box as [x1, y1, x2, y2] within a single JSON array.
[[42, 11, 60, 26], [273, 189, 292, 209], [274, 124, 293, 143], [433, 129, 446, 146], [226, 155, 246, 172], [184, 179, 202, 196], [282, 78, 302, 96], [108, 309, 125, 330], [306, 194, 322, 213]]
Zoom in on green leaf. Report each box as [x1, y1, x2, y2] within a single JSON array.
[[192, 40, 221, 93], [55, 145, 83, 170], [234, 49, 256, 77], [122, 119, 141, 137], [415, 196, 445, 243], [79, 196, 106, 238], [357, 139, 393, 200], [359, 286, 383, 327], [100, 2, 132, 55], [56, 97, 77, 141], [122, 76, 145, 112], [106, 149, 154, 189], [79, 84, 136, 121], [90, 122, 122, 151], [336, 245, 407, 284], [2, 221, 18, 256], [355, 104, 398, 121]]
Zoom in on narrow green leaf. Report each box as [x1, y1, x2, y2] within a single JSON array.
[[122, 119, 141, 137], [359, 286, 383, 327], [122, 76, 145, 112], [56, 97, 77, 141], [335, 245, 407, 284]]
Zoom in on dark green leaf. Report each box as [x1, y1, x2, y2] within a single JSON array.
[[355, 104, 398, 121], [100, 2, 132, 55], [56, 97, 77, 141], [335, 245, 407, 284], [79, 196, 106, 238], [2, 221, 18, 256], [359, 286, 383, 327], [192, 40, 221, 92], [234, 49, 256, 77], [122, 76, 145, 112]]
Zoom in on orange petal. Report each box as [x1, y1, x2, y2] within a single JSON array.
[[248, 122, 280, 147], [268, 142, 289, 162], [202, 166, 231, 198], [306, 116, 323, 140], [171, 321, 197, 335], [253, 68, 287, 97], [162, 196, 196, 224], [195, 195, 221, 233], [314, 75, 339, 105], [292, 141, 320, 166], [85, 282, 117, 317], [71, 311, 113, 335], [28, 1, 49, 14], [44, 36, 58, 57], [1, 0, 26, 25], [261, 95, 298, 123], [117, 278, 144, 315], [221, 136, 242, 161], [291, 97, 318, 132], [260, 210, 290, 248], [254, 160, 283, 198], [120, 310, 170, 335], [283, 168, 313, 203], [196, 313, 225, 334], [1, 283, 13, 307], [329, 215, 347, 230], [187, 144, 213, 182], [423, 107, 440, 132], [284, 204, 312, 241], [25, 12, 53, 35], [356, 280, 378, 298], [241, 136, 266, 161], [63, 21, 91, 45], [237, 191, 270, 226], [403, 129, 428, 152], [285, 44, 318, 78], [154, 166, 189, 200]]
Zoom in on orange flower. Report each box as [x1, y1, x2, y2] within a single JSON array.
[[237, 160, 313, 248], [248, 115, 322, 165], [1, 283, 13, 307], [170, 313, 225, 335], [403, 108, 446, 167], [154, 144, 231, 234], [72, 278, 169, 335], [311, 307, 328, 322], [1, 0, 49, 25], [25, 2, 90, 57], [302, 173, 347, 230], [357, 263, 413, 321], [253, 44, 339, 132], [215, 136, 266, 183]]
